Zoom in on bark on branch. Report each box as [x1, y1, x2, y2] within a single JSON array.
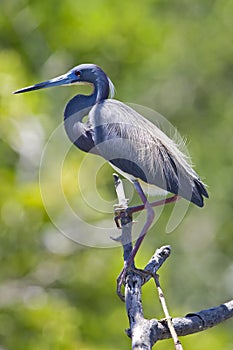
[[155, 300, 233, 341]]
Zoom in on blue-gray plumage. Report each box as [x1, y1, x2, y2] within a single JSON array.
[[14, 63, 209, 298], [14, 63, 208, 207]]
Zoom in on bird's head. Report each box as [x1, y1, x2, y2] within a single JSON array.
[[13, 63, 115, 98]]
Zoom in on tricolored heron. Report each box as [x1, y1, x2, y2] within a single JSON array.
[[14, 64, 208, 292]]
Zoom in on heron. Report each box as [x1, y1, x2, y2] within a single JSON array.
[[14, 63, 208, 293]]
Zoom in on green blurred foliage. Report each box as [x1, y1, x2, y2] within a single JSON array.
[[0, 0, 233, 349]]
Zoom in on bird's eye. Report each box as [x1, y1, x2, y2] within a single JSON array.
[[75, 71, 81, 77]]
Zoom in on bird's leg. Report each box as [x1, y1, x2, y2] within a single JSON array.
[[128, 194, 180, 214], [114, 195, 180, 229], [127, 180, 155, 265], [117, 180, 155, 299]]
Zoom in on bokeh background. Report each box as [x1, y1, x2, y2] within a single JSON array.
[[0, 0, 232, 349]]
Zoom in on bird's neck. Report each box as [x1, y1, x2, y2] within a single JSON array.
[[63, 71, 109, 145], [64, 92, 96, 122], [64, 73, 109, 122], [63, 76, 109, 146], [63, 93, 95, 145]]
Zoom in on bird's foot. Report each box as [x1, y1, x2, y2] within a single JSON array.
[[114, 212, 122, 229], [114, 206, 132, 229], [116, 268, 127, 302], [130, 267, 153, 280], [116, 265, 152, 302], [114, 195, 179, 228]]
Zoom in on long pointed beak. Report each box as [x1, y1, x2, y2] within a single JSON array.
[[13, 74, 73, 94]]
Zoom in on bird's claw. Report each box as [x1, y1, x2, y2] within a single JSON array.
[[114, 206, 132, 229], [116, 269, 126, 302], [113, 206, 124, 228], [130, 267, 153, 283], [116, 261, 133, 302], [114, 213, 122, 229], [116, 266, 152, 302]]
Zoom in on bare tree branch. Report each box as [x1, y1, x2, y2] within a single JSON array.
[[155, 300, 233, 341], [113, 174, 233, 349], [124, 246, 173, 350]]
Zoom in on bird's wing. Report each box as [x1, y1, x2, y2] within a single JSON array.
[[89, 100, 208, 207], [64, 118, 100, 155], [73, 122, 98, 154]]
